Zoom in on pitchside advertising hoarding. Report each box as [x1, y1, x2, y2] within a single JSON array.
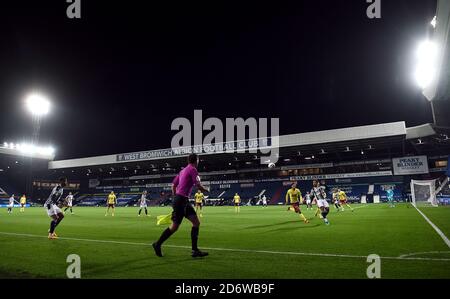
[[392, 155, 429, 175]]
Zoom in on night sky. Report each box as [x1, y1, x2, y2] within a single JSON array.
[[0, 0, 437, 160]]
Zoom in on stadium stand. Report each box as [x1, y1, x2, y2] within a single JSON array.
[[1, 122, 447, 206]]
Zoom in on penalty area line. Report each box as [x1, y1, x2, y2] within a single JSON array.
[[1, 231, 450, 262]]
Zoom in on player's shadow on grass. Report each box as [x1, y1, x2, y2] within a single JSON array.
[[245, 220, 308, 229], [263, 223, 321, 233]]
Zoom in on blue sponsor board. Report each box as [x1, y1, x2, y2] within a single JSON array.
[[0, 204, 30, 208]]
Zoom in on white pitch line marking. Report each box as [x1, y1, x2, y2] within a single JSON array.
[[1, 231, 450, 262], [398, 251, 450, 258], [412, 205, 450, 249]]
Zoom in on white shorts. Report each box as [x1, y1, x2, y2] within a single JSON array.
[[45, 204, 62, 217], [262, 200, 267, 205], [67, 203, 73, 207], [306, 199, 311, 205], [8, 204, 13, 208], [140, 204, 147, 208]]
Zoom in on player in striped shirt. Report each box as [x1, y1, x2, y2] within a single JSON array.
[[7, 195, 17, 214], [138, 190, 150, 217], [311, 180, 328, 218], [317, 198, 330, 225], [63, 192, 74, 215], [44, 177, 67, 239]]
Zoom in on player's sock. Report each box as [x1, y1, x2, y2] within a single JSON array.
[[54, 217, 64, 228], [191, 226, 199, 251], [145, 208, 148, 215], [49, 220, 57, 234], [70, 208, 73, 214], [139, 209, 142, 215], [156, 228, 174, 246], [299, 213, 308, 223]]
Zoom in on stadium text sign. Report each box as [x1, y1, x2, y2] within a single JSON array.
[[392, 155, 429, 175], [171, 110, 279, 164], [116, 138, 272, 162]]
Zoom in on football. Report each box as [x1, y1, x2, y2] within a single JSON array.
[[268, 162, 276, 168]]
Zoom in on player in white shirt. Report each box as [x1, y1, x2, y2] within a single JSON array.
[[63, 192, 74, 215], [316, 198, 330, 225], [7, 195, 17, 214], [311, 180, 327, 218], [305, 192, 312, 210], [261, 195, 268, 208], [138, 190, 150, 217], [44, 177, 67, 239]]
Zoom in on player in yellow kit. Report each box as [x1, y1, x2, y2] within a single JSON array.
[[338, 189, 354, 211], [332, 189, 342, 211], [233, 193, 241, 213], [285, 182, 309, 223], [194, 190, 204, 217], [105, 191, 117, 216], [20, 194, 26, 212]]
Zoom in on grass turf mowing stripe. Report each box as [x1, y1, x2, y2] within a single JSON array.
[[413, 205, 450, 249], [2, 231, 450, 262]]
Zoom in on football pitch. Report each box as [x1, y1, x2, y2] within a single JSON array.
[[0, 204, 449, 279]]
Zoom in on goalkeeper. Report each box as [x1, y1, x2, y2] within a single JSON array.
[[386, 187, 395, 208], [152, 154, 209, 258]]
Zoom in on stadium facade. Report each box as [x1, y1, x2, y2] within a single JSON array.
[[1, 121, 448, 207]]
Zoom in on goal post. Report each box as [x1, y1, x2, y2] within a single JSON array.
[[410, 179, 438, 207]]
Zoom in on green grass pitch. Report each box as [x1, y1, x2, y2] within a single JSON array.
[[0, 203, 449, 279]]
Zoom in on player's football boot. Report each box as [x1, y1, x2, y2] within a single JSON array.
[[152, 242, 163, 257], [192, 250, 208, 258]]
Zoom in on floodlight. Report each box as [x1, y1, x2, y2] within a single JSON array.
[[414, 40, 438, 89], [431, 16, 437, 28], [25, 93, 50, 116]]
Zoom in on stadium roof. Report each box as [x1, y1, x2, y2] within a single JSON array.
[[46, 121, 449, 173]]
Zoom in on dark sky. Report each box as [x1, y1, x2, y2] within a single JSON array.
[[0, 0, 437, 160]]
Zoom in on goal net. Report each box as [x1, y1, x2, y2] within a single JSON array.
[[410, 179, 439, 207]]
